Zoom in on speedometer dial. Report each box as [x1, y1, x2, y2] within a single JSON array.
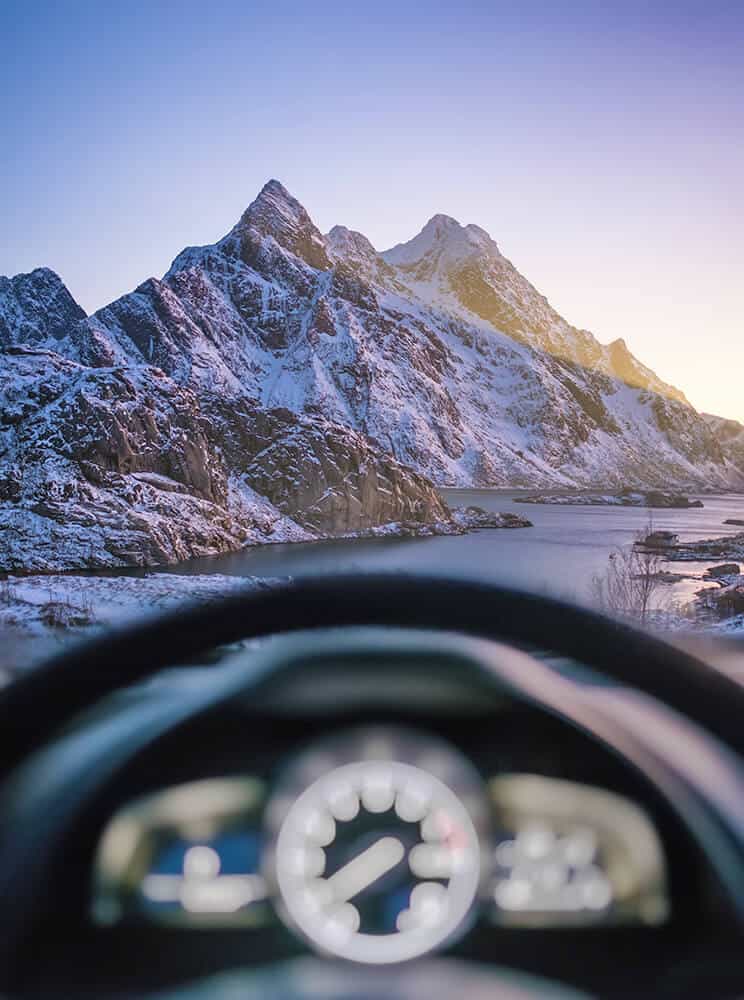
[[274, 758, 481, 964]]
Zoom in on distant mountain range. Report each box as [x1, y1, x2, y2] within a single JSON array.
[[1, 180, 742, 571]]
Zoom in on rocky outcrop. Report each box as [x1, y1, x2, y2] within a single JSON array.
[[204, 397, 449, 533], [450, 506, 532, 530], [636, 530, 744, 563], [0, 349, 316, 572], [704, 564, 741, 579]]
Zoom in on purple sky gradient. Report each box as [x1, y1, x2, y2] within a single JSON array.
[[1, 0, 742, 420]]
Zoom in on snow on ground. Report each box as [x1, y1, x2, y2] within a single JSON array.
[[2, 558, 742, 687], [647, 607, 744, 636], [717, 615, 744, 635], [0, 572, 278, 682]]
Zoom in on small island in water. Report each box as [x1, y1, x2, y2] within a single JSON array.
[[515, 490, 704, 509]]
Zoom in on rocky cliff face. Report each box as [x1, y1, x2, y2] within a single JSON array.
[[0, 343, 448, 571], [1, 179, 741, 570], [206, 399, 447, 533], [0, 348, 308, 571]]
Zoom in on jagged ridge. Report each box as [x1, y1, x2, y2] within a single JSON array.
[[75, 179, 743, 488]]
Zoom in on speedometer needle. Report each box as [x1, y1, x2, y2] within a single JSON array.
[[326, 836, 405, 903]]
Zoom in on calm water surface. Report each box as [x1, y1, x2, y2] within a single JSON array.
[[164, 491, 744, 607]]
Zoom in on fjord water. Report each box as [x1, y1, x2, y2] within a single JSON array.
[[169, 492, 744, 607]]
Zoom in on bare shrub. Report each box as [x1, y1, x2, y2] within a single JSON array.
[[38, 600, 94, 629], [38, 580, 95, 630], [591, 521, 669, 624]]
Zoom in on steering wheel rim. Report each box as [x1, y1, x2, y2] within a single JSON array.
[[2, 573, 744, 771]]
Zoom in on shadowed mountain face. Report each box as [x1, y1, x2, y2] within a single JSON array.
[[703, 414, 744, 475], [1, 180, 742, 570]]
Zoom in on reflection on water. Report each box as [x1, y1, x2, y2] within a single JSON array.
[[158, 491, 744, 608]]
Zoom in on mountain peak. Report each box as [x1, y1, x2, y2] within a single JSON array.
[[231, 180, 330, 270], [238, 179, 308, 230], [326, 225, 379, 265], [254, 178, 296, 209], [382, 213, 499, 269], [0, 267, 86, 349], [262, 178, 290, 196], [606, 336, 687, 404], [3, 266, 74, 295], [423, 213, 460, 231]]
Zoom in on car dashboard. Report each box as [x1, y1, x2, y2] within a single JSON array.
[[94, 716, 670, 936], [9, 630, 743, 998]]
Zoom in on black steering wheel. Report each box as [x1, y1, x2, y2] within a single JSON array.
[[1, 573, 744, 997], [2, 573, 744, 766]]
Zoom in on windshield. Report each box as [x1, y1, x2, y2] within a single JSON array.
[[1, 2, 743, 684]]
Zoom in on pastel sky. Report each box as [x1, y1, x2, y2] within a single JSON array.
[[2, 1, 742, 422]]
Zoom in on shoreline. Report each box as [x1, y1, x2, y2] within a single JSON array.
[[0, 572, 278, 681], [3, 491, 744, 677], [0, 505, 533, 581]]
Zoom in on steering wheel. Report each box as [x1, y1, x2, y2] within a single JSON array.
[[3, 573, 744, 764], [1, 573, 744, 997]]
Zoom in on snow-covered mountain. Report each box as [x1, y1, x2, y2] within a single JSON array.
[[81, 180, 743, 487], [1, 179, 742, 571]]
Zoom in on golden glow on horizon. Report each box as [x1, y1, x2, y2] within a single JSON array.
[[530, 272, 744, 425]]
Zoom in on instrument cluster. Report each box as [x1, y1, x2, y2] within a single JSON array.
[[93, 725, 669, 964]]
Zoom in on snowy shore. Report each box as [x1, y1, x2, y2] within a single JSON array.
[[3, 562, 742, 686], [0, 504, 535, 680], [0, 572, 274, 682]]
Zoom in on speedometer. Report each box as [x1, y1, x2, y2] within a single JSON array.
[[267, 727, 488, 964]]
